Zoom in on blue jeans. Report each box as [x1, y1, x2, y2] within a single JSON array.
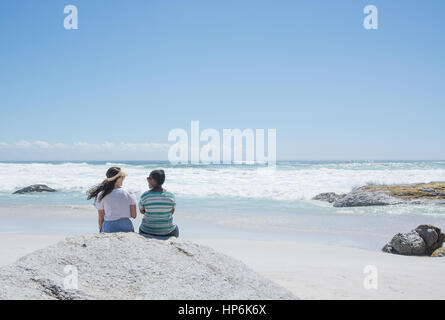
[[139, 225, 179, 240], [100, 218, 134, 233]]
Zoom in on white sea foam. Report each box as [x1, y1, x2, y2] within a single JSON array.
[[1, 161, 445, 201]]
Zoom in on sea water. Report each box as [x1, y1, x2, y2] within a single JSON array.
[[1, 160, 445, 250]]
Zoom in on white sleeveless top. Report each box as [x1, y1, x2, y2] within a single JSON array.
[[95, 188, 137, 221]]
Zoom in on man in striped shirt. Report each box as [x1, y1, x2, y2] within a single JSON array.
[[138, 170, 178, 238]]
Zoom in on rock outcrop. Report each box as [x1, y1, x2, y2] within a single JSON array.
[[382, 224, 445, 256], [0, 233, 296, 300], [13, 184, 57, 194], [312, 192, 346, 204], [315, 182, 445, 207], [333, 189, 400, 207]]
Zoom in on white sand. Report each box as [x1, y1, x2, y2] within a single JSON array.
[[195, 240, 445, 300], [0, 234, 444, 299], [0, 234, 65, 267]]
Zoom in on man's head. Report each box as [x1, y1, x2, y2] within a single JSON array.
[[147, 169, 165, 189]]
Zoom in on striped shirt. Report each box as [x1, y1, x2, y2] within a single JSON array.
[[138, 190, 176, 235]]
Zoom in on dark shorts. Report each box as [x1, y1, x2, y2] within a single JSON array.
[[139, 225, 179, 240]]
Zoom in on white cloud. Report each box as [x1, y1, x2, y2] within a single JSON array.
[[0, 140, 172, 161], [26, 140, 170, 151], [35, 140, 52, 149], [16, 140, 32, 147], [119, 142, 170, 151], [53, 143, 67, 149], [73, 142, 90, 148], [101, 142, 115, 149]]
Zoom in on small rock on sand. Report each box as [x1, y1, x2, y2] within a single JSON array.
[[382, 224, 445, 256]]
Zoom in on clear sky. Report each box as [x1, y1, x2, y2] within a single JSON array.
[[0, 0, 444, 161]]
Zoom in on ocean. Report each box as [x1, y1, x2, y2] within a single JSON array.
[[1, 160, 445, 250]]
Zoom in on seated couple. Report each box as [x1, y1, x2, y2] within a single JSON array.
[[87, 167, 179, 239]]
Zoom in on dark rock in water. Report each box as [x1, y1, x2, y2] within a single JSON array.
[[382, 224, 445, 256], [13, 185, 57, 194], [312, 192, 345, 203]]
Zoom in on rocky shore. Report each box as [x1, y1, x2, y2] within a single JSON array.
[[313, 182, 445, 207]]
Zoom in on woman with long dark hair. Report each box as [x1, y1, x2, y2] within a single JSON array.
[[87, 167, 137, 233]]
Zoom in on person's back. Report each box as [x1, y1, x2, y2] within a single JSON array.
[[138, 169, 178, 238], [96, 188, 136, 222], [87, 167, 137, 233], [139, 190, 176, 235]]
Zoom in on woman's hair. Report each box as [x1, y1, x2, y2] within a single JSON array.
[[87, 167, 121, 202], [149, 169, 165, 187]]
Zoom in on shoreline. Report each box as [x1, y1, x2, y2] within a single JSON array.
[[1, 234, 444, 299], [2, 202, 445, 252]]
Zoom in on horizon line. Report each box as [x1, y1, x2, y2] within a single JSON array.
[[1, 159, 445, 163]]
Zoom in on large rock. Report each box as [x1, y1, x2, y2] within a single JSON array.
[[0, 233, 296, 300], [13, 184, 57, 194], [312, 192, 346, 204], [382, 224, 445, 256], [382, 231, 426, 255], [333, 189, 400, 207], [324, 182, 445, 207], [415, 224, 445, 255]]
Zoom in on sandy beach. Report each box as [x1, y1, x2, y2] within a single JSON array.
[[0, 234, 65, 267], [1, 234, 444, 300], [196, 239, 445, 299]]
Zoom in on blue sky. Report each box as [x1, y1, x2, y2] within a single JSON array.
[[0, 0, 444, 160]]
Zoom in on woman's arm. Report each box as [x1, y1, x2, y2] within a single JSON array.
[[130, 205, 137, 219], [98, 210, 105, 231]]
